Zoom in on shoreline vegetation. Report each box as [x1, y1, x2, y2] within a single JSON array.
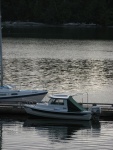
[[2, 1, 113, 27], [2, 21, 101, 28], [2, 21, 113, 40], [2, 1, 113, 39]]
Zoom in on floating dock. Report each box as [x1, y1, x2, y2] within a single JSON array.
[[0, 102, 113, 119], [82, 102, 113, 118]]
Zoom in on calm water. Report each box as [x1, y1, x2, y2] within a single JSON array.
[[2, 38, 113, 103], [0, 116, 113, 150]]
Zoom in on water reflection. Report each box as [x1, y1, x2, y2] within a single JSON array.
[[3, 26, 113, 40], [0, 122, 2, 150], [3, 58, 113, 94], [1, 116, 113, 150], [23, 118, 100, 142]]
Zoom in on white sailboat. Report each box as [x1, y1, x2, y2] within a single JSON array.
[[0, 1, 47, 103]]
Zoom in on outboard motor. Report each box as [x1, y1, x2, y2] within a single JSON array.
[[90, 105, 101, 121]]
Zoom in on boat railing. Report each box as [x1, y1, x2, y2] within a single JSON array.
[[0, 100, 37, 108], [72, 92, 89, 109], [72, 92, 113, 113], [3, 82, 47, 91]]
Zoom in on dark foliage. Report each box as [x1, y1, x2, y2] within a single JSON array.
[[1, 0, 113, 26]]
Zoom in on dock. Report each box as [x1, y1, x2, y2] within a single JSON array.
[[0, 102, 113, 119], [81, 102, 113, 118]]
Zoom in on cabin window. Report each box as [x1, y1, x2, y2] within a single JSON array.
[[11, 93, 18, 95], [0, 93, 7, 96], [58, 99, 64, 105], [51, 99, 64, 105]]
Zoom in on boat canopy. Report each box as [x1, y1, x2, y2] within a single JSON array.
[[68, 96, 85, 112], [50, 94, 86, 112]]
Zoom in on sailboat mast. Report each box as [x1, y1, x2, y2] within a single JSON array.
[[0, 0, 3, 86]]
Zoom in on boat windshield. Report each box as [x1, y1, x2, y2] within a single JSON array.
[[49, 98, 64, 105]]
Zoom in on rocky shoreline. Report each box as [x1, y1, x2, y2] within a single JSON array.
[[2, 21, 102, 28], [2, 21, 113, 39]]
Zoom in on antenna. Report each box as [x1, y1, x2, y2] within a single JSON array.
[[0, 0, 3, 86]]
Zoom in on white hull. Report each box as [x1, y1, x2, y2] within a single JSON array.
[[24, 106, 91, 121], [0, 94, 46, 103]]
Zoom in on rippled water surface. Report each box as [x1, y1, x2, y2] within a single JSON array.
[[2, 38, 113, 103], [0, 38, 113, 149], [0, 117, 113, 150]]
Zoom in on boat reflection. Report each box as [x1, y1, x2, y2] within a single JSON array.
[[24, 118, 92, 128], [23, 118, 101, 141]]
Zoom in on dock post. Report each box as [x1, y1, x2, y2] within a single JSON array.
[[86, 92, 88, 110]]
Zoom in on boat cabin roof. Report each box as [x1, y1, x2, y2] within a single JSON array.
[[49, 94, 70, 99]]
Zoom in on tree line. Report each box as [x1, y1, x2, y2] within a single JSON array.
[[2, 0, 113, 26]]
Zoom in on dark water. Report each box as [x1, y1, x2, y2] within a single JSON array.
[[0, 116, 113, 150], [2, 38, 113, 103], [3, 25, 113, 40]]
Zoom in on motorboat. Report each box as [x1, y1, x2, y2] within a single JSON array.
[[24, 94, 92, 120], [0, 4, 47, 103]]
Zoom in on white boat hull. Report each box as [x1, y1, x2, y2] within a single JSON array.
[[24, 105, 92, 121], [0, 91, 47, 103]]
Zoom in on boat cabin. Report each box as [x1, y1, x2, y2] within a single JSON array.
[[48, 94, 85, 112]]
